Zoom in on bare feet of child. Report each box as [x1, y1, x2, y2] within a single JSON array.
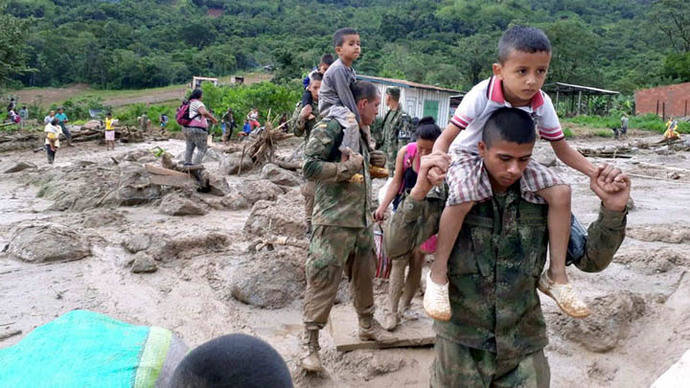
[[538, 268, 590, 318]]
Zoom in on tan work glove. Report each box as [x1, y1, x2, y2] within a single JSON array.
[[369, 150, 386, 168]]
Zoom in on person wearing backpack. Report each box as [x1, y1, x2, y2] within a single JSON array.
[[179, 89, 218, 166]]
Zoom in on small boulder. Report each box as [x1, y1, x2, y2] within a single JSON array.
[[7, 222, 91, 263], [117, 162, 161, 206], [122, 233, 152, 253], [159, 194, 208, 216], [227, 247, 305, 309], [243, 193, 306, 239], [235, 179, 284, 202], [4, 161, 37, 174], [261, 163, 301, 186], [219, 153, 254, 175], [131, 252, 158, 273]]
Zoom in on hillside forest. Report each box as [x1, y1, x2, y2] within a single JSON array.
[[1, 0, 689, 94]]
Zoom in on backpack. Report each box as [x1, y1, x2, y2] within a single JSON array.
[[175, 100, 198, 126]]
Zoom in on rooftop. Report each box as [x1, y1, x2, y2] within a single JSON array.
[[356, 74, 460, 94]]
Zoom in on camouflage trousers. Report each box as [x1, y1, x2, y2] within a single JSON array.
[[301, 180, 315, 223], [431, 336, 550, 388], [303, 225, 376, 330]]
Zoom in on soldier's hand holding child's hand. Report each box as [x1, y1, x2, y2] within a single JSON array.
[[590, 165, 631, 212], [410, 152, 451, 200], [595, 164, 626, 193]]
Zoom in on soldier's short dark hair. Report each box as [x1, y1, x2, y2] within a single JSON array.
[[320, 54, 334, 66], [386, 87, 401, 101], [498, 26, 551, 64], [333, 27, 359, 48], [482, 108, 536, 147], [352, 81, 379, 103]]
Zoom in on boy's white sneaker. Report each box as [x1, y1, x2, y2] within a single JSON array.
[[423, 271, 451, 321], [538, 272, 591, 318]]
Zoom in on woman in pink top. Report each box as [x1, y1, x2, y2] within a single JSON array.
[[374, 117, 442, 331]]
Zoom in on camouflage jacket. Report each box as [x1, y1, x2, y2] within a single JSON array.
[[385, 185, 627, 360], [381, 108, 413, 173], [303, 118, 373, 229], [291, 100, 319, 142]]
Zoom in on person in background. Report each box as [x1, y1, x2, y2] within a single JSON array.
[[44, 118, 63, 164], [104, 112, 115, 150], [44, 110, 56, 125], [55, 107, 71, 146], [19, 106, 28, 129], [182, 88, 218, 166]]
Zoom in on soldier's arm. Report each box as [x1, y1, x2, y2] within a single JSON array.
[[291, 105, 305, 137], [303, 121, 359, 183], [384, 193, 445, 260], [575, 204, 627, 273], [576, 171, 630, 272]]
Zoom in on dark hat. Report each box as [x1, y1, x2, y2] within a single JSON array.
[[386, 87, 401, 99]]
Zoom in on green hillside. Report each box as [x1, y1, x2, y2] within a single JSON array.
[[1, 0, 688, 93]]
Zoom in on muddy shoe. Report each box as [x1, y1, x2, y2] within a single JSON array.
[[358, 315, 398, 344], [538, 272, 591, 318], [301, 329, 323, 373], [423, 271, 451, 321], [382, 311, 398, 331]]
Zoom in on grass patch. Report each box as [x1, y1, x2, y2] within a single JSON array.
[[563, 114, 689, 134]]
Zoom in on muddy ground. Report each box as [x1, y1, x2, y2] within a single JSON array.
[[1, 130, 689, 387]]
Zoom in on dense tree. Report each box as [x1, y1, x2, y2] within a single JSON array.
[[3, 0, 685, 91]]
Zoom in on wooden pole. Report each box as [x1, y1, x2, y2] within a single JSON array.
[[577, 91, 582, 115], [555, 90, 560, 112], [656, 100, 659, 116], [662, 102, 666, 122]]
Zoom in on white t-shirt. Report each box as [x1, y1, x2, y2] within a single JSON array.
[[449, 77, 564, 154], [44, 123, 63, 146], [188, 99, 208, 128]]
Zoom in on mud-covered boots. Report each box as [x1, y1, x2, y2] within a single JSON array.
[[358, 314, 398, 344], [301, 329, 323, 372]]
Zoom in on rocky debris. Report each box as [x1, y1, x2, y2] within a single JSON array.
[[548, 291, 646, 352], [159, 194, 208, 216], [224, 246, 305, 309], [207, 173, 230, 196], [532, 147, 558, 167], [122, 233, 152, 253], [243, 191, 305, 239], [117, 162, 162, 206], [219, 152, 254, 175], [587, 361, 618, 383], [235, 179, 285, 202], [3, 161, 37, 173], [260, 163, 301, 186], [81, 120, 102, 130], [324, 350, 406, 381], [613, 247, 687, 274], [626, 225, 690, 244], [148, 232, 229, 262], [220, 191, 250, 210], [32, 164, 121, 211], [121, 149, 156, 163], [83, 209, 125, 228], [6, 221, 91, 263], [130, 252, 158, 273]]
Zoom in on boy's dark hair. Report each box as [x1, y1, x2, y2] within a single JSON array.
[[498, 26, 551, 63], [333, 27, 358, 48], [415, 116, 442, 141], [352, 81, 379, 103], [320, 54, 335, 66], [189, 88, 203, 100], [169, 334, 292, 388], [51, 118, 59, 125], [309, 71, 323, 82], [482, 108, 536, 147]]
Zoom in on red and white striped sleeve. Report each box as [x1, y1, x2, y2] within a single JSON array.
[[537, 93, 564, 141], [450, 80, 488, 130]]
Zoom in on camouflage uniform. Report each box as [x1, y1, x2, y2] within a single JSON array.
[[385, 185, 628, 387], [292, 100, 320, 227], [381, 108, 413, 176], [302, 117, 375, 330]]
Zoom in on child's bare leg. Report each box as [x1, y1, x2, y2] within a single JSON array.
[[537, 184, 571, 284], [431, 202, 473, 284], [423, 201, 473, 321], [537, 184, 590, 318]]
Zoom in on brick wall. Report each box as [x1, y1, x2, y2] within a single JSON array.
[[635, 82, 690, 118]]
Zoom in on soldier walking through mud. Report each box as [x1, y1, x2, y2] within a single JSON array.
[[300, 81, 393, 373], [292, 71, 323, 236], [387, 108, 631, 387]]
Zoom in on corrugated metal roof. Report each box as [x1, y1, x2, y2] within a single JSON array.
[[356, 74, 461, 94], [544, 82, 619, 95]]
